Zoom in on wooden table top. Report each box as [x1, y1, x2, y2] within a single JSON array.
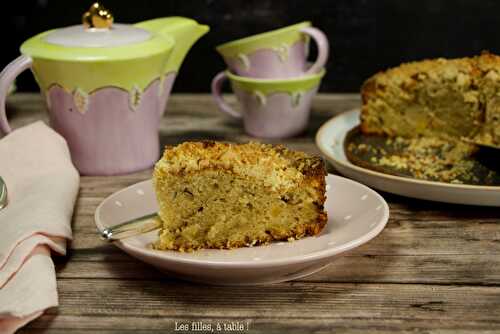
[[7, 93, 500, 333]]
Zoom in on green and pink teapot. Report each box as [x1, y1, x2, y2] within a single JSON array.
[[0, 3, 209, 175]]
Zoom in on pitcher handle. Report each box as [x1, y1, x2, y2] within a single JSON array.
[[300, 27, 329, 75], [0, 55, 33, 136], [210, 71, 242, 119]]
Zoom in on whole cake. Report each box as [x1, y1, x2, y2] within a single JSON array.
[[153, 141, 327, 251], [360, 52, 500, 147]]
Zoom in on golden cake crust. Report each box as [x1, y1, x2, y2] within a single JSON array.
[[156, 141, 327, 194]]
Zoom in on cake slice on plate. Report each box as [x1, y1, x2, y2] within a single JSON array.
[[153, 141, 327, 251]]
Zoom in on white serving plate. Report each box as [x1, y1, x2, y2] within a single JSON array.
[[95, 174, 389, 285], [316, 109, 500, 206]]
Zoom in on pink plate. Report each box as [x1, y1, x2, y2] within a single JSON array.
[[94, 174, 389, 285]]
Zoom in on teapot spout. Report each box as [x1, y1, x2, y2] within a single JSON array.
[[135, 17, 209, 74]]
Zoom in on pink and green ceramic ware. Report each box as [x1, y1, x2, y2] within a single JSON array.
[[211, 70, 325, 138], [216, 22, 329, 79], [0, 5, 209, 175]]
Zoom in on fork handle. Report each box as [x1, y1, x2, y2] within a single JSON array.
[[99, 213, 161, 241]]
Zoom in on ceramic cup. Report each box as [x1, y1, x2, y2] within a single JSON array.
[[216, 21, 329, 79], [211, 69, 325, 138]]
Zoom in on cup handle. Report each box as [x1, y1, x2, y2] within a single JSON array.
[[0, 55, 33, 136], [211, 71, 242, 119], [300, 27, 329, 75]]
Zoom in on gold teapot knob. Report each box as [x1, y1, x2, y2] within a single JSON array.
[[83, 2, 113, 29]]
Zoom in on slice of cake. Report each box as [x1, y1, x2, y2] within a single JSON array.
[[152, 141, 327, 251], [360, 52, 500, 147]]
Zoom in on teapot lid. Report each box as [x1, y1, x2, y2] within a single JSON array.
[[45, 2, 151, 48], [45, 24, 151, 48], [20, 3, 173, 61], [45, 3, 150, 47]]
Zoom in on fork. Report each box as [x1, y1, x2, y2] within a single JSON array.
[[98, 213, 161, 241], [0, 176, 7, 211]]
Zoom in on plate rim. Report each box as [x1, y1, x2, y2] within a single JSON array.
[[316, 109, 500, 192], [94, 174, 390, 268]]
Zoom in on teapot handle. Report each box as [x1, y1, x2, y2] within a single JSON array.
[[211, 71, 242, 119], [0, 55, 33, 136]]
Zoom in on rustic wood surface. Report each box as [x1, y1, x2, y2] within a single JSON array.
[[6, 93, 500, 334]]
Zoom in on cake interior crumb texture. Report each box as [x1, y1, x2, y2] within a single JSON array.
[[153, 141, 327, 251], [360, 52, 500, 147]]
